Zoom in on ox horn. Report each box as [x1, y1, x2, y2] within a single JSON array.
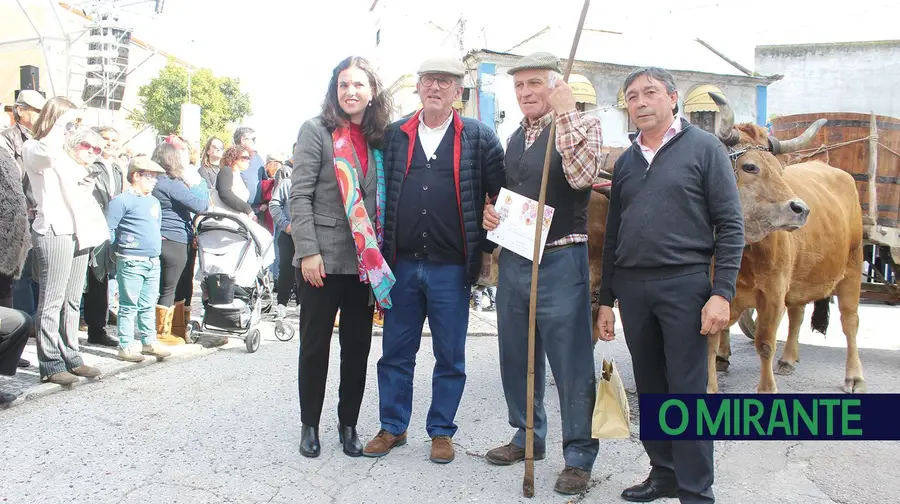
[[768, 119, 827, 154], [707, 91, 741, 146]]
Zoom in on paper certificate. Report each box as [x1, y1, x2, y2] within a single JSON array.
[[487, 188, 555, 264]]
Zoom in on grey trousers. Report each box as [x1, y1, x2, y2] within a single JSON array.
[[32, 230, 90, 378], [612, 267, 715, 504], [496, 243, 599, 472]]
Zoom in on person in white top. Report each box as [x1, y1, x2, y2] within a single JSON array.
[[22, 98, 109, 386]]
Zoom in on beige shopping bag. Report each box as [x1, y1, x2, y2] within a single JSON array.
[[591, 357, 631, 439]]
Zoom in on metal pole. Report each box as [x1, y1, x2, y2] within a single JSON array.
[[523, 0, 590, 496]]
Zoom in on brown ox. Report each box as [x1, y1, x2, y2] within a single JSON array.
[[706, 92, 866, 394]]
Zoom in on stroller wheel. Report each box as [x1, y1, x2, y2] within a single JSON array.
[[187, 321, 201, 344], [245, 328, 261, 353], [274, 322, 295, 342]]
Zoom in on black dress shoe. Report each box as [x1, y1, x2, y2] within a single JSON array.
[[338, 424, 363, 457], [87, 329, 118, 347], [18, 358, 30, 368], [621, 477, 678, 502], [299, 425, 320, 458]]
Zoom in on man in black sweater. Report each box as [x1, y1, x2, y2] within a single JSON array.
[[596, 67, 744, 504]]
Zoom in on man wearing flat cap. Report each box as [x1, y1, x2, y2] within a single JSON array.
[[3, 90, 46, 321], [483, 51, 604, 494], [362, 56, 505, 465]]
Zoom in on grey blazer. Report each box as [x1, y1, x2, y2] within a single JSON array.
[[289, 116, 378, 275]]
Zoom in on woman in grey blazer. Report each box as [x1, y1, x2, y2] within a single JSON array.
[[290, 56, 394, 458]]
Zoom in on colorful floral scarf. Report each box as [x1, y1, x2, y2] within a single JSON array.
[[332, 127, 395, 310]]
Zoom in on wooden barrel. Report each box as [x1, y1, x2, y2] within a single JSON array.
[[771, 112, 900, 228]]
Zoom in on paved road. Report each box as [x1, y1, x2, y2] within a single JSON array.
[[1, 304, 899, 504]]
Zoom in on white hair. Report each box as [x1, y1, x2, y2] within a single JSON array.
[[63, 127, 103, 162]]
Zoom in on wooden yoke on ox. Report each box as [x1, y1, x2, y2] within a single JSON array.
[[523, 0, 591, 497]]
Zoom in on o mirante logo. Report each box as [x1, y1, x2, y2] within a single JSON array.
[[638, 394, 897, 441]]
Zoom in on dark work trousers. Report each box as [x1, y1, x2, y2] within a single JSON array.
[[159, 240, 189, 307], [0, 307, 32, 376], [0, 273, 14, 308], [612, 267, 715, 504], [297, 272, 374, 428], [276, 232, 297, 306], [83, 269, 109, 334], [496, 243, 599, 472], [175, 241, 197, 306]]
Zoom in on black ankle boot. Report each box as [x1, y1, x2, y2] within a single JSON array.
[[338, 424, 362, 457], [299, 425, 320, 458]]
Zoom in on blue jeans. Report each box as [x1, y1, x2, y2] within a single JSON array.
[[116, 256, 161, 348], [496, 243, 599, 472], [377, 257, 470, 438]]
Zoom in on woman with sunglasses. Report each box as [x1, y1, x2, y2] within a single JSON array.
[[150, 142, 209, 345], [198, 136, 225, 191], [22, 98, 109, 385]]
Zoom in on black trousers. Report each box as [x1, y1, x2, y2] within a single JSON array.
[[83, 269, 108, 332], [297, 272, 374, 427], [276, 232, 296, 306], [159, 240, 189, 307], [0, 273, 14, 308], [612, 267, 715, 504], [176, 241, 197, 306], [0, 307, 32, 376]]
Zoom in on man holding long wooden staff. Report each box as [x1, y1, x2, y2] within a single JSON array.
[[483, 51, 602, 496]]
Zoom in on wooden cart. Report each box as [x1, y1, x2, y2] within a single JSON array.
[[739, 111, 900, 338]]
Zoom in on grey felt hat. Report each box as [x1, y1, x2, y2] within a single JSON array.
[[507, 52, 561, 75], [417, 57, 466, 77]]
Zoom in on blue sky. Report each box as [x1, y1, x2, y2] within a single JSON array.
[[119, 0, 900, 157]]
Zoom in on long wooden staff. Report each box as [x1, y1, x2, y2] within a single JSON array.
[[523, 0, 591, 497]]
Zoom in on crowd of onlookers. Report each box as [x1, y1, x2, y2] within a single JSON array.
[[0, 90, 297, 405], [0, 87, 497, 407]]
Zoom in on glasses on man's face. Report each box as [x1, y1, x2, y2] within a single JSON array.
[[79, 141, 102, 155], [138, 171, 158, 180], [239, 155, 251, 161], [420, 75, 454, 90]]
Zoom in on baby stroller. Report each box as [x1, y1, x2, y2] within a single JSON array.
[[188, 211, 295, 352]]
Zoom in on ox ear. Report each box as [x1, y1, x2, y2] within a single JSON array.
[[707, 91, 741, 146]]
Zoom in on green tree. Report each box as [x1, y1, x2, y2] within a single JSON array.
[[129, 60, 252, 142]]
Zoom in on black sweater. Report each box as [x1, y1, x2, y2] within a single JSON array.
[[598, 120, 745, 305]]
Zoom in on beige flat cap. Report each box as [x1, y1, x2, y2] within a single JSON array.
[[128, 156, 166, 175], [16, 90, 46, 110], [507, 52, 561, 75], [417, 57, 466, 78]]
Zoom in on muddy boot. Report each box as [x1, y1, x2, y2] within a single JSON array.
[[155, 305, 183, 346]]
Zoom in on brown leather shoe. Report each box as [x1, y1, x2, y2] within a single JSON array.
[[362, 429, 407, 457], [70, 365, 102, 378], [43, 371, 79, 386], [430, 436, 454, 464], [554, 466, 591, 495], [485, 443, 545, 466]]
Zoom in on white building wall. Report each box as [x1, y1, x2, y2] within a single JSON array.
[[756, 41, 900, 118]]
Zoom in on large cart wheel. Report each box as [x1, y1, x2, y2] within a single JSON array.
[[245, 328, 261, 353], [274, 322, 295, 342], [187, 321, 201, 344], [738, 309, 756, 340]]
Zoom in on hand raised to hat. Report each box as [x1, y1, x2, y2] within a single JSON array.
[[548, 80, 577, 115]]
